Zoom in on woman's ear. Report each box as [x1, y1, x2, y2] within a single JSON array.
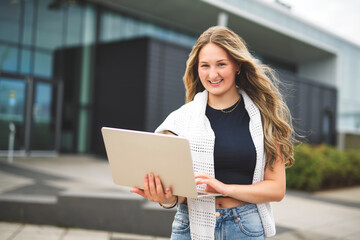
[[237, 63, 242, 72], [235, 63, 241, 76]]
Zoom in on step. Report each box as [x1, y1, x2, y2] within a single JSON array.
[[0, 190, 176, 237]]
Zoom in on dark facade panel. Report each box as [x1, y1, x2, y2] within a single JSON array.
[[321, 88, 337, 144], [91, 37, 190, 155], [144, 39, 189, 132], [279, 71, 337, 145], [296, 81, 310, 138], [145, 39, 163, 129], [310, 87, 322, 143], [91, 39, 148, 155]]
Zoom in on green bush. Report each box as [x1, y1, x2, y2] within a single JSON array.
[[345, 150, 360, 185], [286, 143, 360, 191]]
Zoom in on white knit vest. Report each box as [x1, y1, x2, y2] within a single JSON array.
[[155, 90, 276, 239]]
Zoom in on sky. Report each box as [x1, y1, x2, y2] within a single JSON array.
[[260, 0, 360, 46]]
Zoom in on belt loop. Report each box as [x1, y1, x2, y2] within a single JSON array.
[[232, 208, 239, 223]]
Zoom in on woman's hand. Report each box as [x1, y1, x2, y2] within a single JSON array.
[[195, 172, 229, 196], [130, 173, 175, 204]]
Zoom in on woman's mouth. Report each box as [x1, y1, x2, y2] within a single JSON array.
[[209, 79, 223, 86]]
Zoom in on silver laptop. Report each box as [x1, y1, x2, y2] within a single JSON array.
[[101, 127, 221, 198]]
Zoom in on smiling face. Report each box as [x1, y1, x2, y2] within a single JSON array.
[[198, 43, 240, 103]]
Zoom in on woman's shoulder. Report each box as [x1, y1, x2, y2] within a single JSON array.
[[155, 101, 195, 134], [156, 91, 206, 134], [167, 100, 196, 119], [162, 90, 206, 121]]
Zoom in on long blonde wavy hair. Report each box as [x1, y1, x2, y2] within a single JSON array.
[[184, 26, 295, 169]]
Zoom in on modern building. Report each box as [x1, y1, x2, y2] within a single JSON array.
[[0, 0, 359, 157]]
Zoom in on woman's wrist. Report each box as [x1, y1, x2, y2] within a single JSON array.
[[178, 196, 186, 204], [161, 196, 177, 204], [159, 196, 178, 209], [222, 184, 233, 197]]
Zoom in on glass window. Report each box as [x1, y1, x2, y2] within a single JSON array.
[[34, 50, 52, 77], [22, 0, 35, 46], [35, 0, 64, 50], [99, 10, 196, 47], [20, 48, 32, 74], [66, 5, 83, 46], [100, 11, 115, 42], [100, 12, 130, 42], [0, 44, 18, 73], [0, 1, 21, 43], [123, 17, 139, 39]]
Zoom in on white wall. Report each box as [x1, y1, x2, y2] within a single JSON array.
[[298, 56, 338, 87]]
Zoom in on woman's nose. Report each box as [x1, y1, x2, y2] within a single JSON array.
[[209, 67, 218, 79]]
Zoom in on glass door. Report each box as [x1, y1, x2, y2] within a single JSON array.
[[0, 73, 62, 156], [30, 80, 58, 151], [0, 76, 27, 154]]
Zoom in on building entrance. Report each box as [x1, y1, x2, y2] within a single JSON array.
[[0, 72, 62, 156]]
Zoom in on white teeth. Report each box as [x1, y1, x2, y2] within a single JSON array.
[[209, 79, 222, 84]]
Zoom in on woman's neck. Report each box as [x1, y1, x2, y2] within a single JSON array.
[[207, 91, 241, 110]]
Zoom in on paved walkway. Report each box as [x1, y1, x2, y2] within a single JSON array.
[[1, 155, 360, 239], [0, 222, 168, 240]]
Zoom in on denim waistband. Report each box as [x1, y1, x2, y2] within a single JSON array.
[[177, 203, 189, 214], [177, 203, 258, 221]]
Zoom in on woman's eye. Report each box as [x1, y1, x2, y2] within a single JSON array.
[[201, 64, 209, 68], [219, 63, 226, 66]]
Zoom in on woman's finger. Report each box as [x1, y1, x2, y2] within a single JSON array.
[[194, 172, 206, 177], [148, 173, 157, 197], [195, 178, 204, 184], [143, 175, 151, 198], [164, 188, 173, 199], [194, 172, 212, 179], [130, 187, 146, 198], [155, 176, 166, 197], [199, 178, 225, 195]]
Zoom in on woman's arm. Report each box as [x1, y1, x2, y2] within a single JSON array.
[[196, 149, 286, 204]]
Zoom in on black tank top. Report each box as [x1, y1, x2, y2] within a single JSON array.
[[206, 98, 256, 185]]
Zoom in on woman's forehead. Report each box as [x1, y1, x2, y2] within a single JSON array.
[[198, 43, 231, 62]]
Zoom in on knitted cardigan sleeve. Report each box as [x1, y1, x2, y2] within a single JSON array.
[[155, 107, 184, 136], [155, 101, 196, 136]]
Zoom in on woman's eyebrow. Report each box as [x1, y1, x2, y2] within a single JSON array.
[[199, 58, 228, 63]]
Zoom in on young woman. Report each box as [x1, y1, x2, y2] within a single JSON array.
[[131, 26, 295, 240]]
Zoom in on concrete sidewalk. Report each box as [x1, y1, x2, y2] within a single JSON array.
[[0, 221, 169, 240], [0, 155, 360, 240]]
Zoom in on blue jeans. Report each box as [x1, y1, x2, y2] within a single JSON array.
[[171, 203, 265, 240]]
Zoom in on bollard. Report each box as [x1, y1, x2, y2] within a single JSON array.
[[8, 122, 16, 164]]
